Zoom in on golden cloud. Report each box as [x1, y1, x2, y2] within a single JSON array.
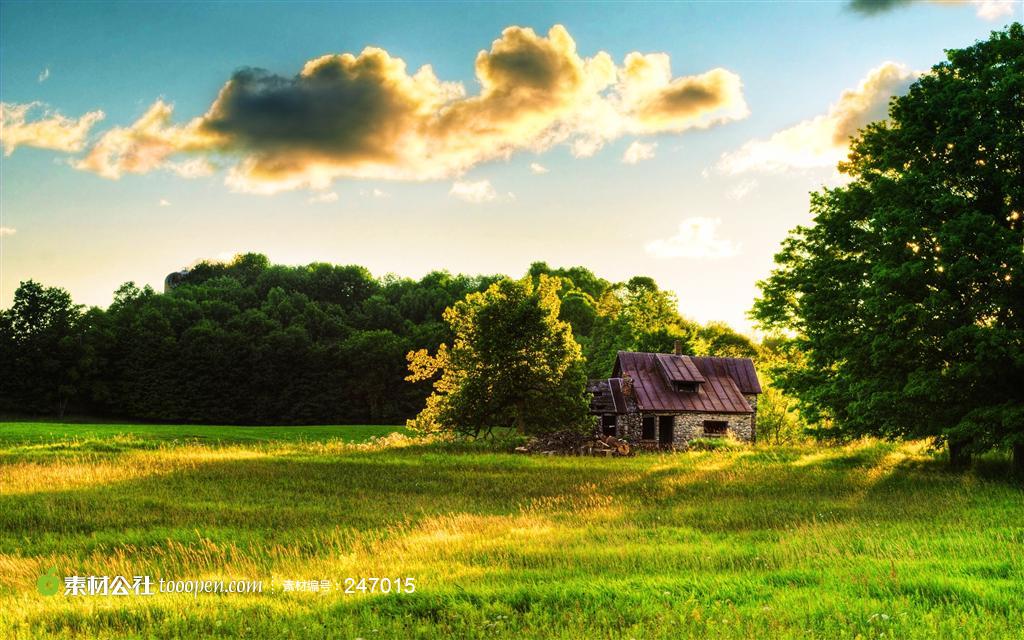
[[74, 100, 217, 178], [58, 25, 748, 193], [716, 62, 917, 174], [0, 102, 105, 156]]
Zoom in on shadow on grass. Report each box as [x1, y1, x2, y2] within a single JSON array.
[[0, 446, 614, 556]]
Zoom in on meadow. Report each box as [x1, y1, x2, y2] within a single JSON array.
[[0, 422, 1021, 639]]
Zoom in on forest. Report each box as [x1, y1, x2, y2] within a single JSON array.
[[0, 255, 770, 426]]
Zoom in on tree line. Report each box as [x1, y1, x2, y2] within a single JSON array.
[[0, 255, 772, 427]]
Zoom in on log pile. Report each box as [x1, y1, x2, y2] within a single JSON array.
[[514, 431, 633, 457]]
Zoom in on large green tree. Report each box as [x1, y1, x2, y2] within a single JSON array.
[[752, 25, 1024, 469], [406, 275, 590, 437], [0, 281, 87, 416]]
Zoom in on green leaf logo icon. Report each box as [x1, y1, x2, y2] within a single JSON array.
[[37, 568, 60, 596]]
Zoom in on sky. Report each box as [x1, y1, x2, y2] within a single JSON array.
[[1, 1, 1021, 334]]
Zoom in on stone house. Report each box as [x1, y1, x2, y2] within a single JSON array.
[[587, 345, 761, 448]]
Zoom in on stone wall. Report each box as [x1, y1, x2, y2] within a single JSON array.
[[672, 412, 753, 445], [591, 413, 640, 441], [618, 413, 641, 440], [594, 408, 755, 448], [743, 394, 758, 443]]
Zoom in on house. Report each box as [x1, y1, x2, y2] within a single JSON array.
[[587, 343, 761, 447]]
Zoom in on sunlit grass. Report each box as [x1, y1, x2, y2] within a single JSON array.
[[0, 422, 1021, 638]]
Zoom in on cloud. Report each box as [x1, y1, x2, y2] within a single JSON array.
[[0, 102, 105, 156], [622, 140, 657, 164], [726, 179, 758, 201], [848, 0, 1016, 19], [716, 62, 917, 174], [0, 227, 16, 237], [529, 162, 549, 174], [38, 68, 50, 83], [449, 179, 499, 203], [645, 217, 740, 259], [972, 0, 1018, 18], [307, 191, 339, 204], [158, 198, 171, 206], [167, 158, 215, 178], [51, 25, 747, 193], [73, 100, 215, 179]]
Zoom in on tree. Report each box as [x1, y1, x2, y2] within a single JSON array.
[[0, 281, 85, 416], [406, 276, 591, 437], [752, 338, 809, 445], [752, 25, 1024, 470]]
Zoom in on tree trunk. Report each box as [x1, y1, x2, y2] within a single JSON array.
[[1013, 443, 1024, 477], [948, 439, 972, 470]]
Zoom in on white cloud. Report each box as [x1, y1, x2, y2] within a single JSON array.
[[717, 62, 918, 174], [529, 162, 549, 174], [449, 179, 498, 203], [307, 191, 339, 204], [972, 0, 1016, 19], [0, 227, 16, 237], [38, 68, 50, 83], [167, 158, 215, 179], [645, 217, 740, 259], [569, 136, 605, 159], [159, 198, 171, 207], [726, 179, 759, 201], [622, 140, 657, 164], [1, 102, 105, 156]]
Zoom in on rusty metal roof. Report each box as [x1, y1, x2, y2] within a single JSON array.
[[609, 351, 760, 414], [690, 355, 762, 395], [654, 353, 705, 384]]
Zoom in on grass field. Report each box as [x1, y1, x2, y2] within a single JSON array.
[[1, 422, 1022, 639]]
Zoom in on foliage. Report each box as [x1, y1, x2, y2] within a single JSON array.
[[752, 25, 1024, 460], [2, 256, 503, 424], [407, 275, 590, 436], [2, 255, 765, 426], [2, 423, 1022, 638], [0, 281, 87, 417], [753, 337, 811, 445]]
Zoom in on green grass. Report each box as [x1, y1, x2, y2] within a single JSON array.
[[1, 422, 1022, 639], [0, 422, 406, 447]]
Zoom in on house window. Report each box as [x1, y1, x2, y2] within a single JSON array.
[[703, 420, 728, 437], [601, 414, 617, 437], [673, 382, 698, 393], [642, 416, 656, 440]]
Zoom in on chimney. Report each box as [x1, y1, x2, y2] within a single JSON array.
[[621, 373, 634, 398], [673, 340, 682, 356]]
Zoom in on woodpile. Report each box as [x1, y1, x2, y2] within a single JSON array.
[[514, 431, 633, 457]]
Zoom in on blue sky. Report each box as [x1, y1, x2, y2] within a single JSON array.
[[1, 1, 1020, 332]]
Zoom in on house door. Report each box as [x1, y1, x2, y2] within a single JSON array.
[[658, 415, 674, 444], [641, 416, 656, 441]]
